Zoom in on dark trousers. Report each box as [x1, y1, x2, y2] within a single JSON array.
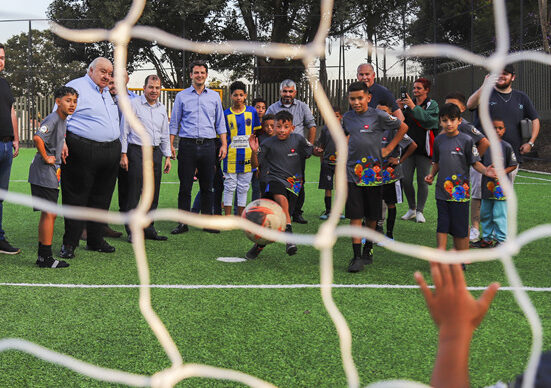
[[125, 144, 163, 235], [61, 132, 121, 247], [118, 166, 129, 212], [177, 138, 216, 216], [293, 158, 306, 217]]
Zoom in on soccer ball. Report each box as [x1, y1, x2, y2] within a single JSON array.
[[242, 199, 287, 245]]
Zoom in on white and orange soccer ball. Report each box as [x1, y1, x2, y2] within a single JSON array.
[[242, 199, 287, 245]]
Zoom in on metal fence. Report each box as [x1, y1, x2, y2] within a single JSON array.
[[13, 65, 549, 144]]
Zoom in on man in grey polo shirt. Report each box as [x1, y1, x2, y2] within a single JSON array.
[[266, 79, 316, 224]]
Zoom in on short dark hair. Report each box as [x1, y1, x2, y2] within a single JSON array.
[[439, 103, 462, 119], [348, 81, 370, 94], [144, 74, 161, 87], [444, 91, 466, 106], [414, 77, 431, 91], [262, 114, 275, 123], [332, 105, 342, 114], [376, 101, 390, 109], [491, 116, 505, 124], [275, 110, 293, 124], [189, 60, 208, 73], [230, 81, 247, 94], [252, 97, 266, 107], [54, 86, 78, 100]]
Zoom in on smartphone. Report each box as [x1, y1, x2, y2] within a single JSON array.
[[400, 86, 407, 100]]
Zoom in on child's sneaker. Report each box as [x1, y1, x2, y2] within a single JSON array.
[[415, 212, 426, 223], [347, 257, 367, 273], [245, 244, 265, 260], [286, 242, 297, 256], [361, 246, 374, 265], [469, 227, 480, 242], [36, 255, 69, 268], [319, 210, 329, 220], [470, 239, 495, 249]]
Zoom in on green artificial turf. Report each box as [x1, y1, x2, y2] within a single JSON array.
[[0, 148, 549, 387]]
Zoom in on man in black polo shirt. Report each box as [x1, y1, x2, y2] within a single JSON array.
[[356, 63, 405, 122], [467, 64, 539, 182], [0, 44, 20, 254]]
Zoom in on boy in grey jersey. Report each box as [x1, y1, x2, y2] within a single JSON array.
[[344, 82, 408, 273], [425, 104, 495, 254], [28, 86, 78, 268], [247, 110, 313, 259]]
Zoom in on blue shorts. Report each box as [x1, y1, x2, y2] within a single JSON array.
[[436, 199, 469, 238]]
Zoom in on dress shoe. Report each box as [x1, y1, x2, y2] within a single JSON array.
[[171, 223, 189, 234], [86, 240, 115, 253], [103, 225, 123, 238], [292, 214, 308, 224]]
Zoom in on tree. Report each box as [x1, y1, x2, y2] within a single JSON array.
[[3, 29, 86, 97], [48, 0, 412, 86]]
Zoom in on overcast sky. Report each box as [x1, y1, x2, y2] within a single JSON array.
[[0, 1, 411, 87]]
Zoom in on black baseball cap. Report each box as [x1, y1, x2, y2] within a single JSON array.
[[503, 64, 515, 75]]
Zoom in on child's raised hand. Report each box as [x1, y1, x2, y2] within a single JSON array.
[[249, 134, 259, 152], [414, 262, 499, 334]]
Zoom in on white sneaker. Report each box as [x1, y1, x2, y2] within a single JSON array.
[[415, 212, 426, 223], [469, 227, 480, 242], [401, 209, 416, 220]]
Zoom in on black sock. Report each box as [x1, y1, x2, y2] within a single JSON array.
[[38, 243, 52, 258], [387, 207, 396, 236], [285, 224, 292, 233], [324, 196, 332, 213], [353, 243, 361, 258], [363, 240, 373, 253]]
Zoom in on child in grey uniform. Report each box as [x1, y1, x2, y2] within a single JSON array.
[[29, 86, 78, 268]]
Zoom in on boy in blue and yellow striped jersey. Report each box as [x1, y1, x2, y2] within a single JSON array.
[[223, 81, 261, 216]]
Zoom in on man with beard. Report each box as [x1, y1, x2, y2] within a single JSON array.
[[467, 64, 539, 182], [266, 79, 316, 224]]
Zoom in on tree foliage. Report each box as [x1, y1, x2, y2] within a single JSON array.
[[47, 0, 410, 86], [3, 29, 86, 97], [408, 0, 543, 74]]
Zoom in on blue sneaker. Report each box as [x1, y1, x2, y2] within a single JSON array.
[[319, 211, 329, 220]]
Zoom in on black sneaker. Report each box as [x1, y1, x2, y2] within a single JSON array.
[[36, 255, 69, 268], [361, 246, 374, 265], [245, 244, 265, 260], [0, 239, 20, 255], [375, 223, 384, 234], [348, 257, 367, 273], [286, 242, 298, 256], [86, 240, 115, 253], [292, 214, 308, 224], [59, 244, 75, 259]]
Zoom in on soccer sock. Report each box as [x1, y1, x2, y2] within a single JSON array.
[[352, 243, 361, 258], [324, 196, 332, 213], [285, 224, 292, 233], [363, 240, 373, 254], [38, 242, 52, 258], [387, 207, 396, 236]]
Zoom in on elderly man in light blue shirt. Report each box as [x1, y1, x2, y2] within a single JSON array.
[[121, 74, 171, 242], [169, 60, 227, 234], [266, 79, 316, 224], [59, 57, 121, 259]]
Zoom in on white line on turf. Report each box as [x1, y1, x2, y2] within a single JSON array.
[[0, 282, 550, 291], [516, 174, 551, 182]]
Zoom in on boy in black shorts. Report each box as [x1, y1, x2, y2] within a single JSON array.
[[247, 110, 313, 259], [344, 82, 408, 273], [377, 103, 417, 241], [425, 103, 495, 253], [28, 86, 78, 268], [313, 105, 343, 220]]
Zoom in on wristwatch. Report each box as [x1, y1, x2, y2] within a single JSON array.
[[528, 141, 535, 148]]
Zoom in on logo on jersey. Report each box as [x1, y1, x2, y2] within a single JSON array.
[[451, 147, 464, 156], [39, 126, 48, 134], [472, 145, 479, 157], [245, 118, 252, 126], [471, 127, 481, 136], [519, 104, 524, 110], [288, 148, 297, 157]]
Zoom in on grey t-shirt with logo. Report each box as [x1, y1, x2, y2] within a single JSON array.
[[459, 118, 485, 145], [433, 132, 480, 202], [382, 130, 414, 183], [258, 133, 312, 196], [28, 112, 66, 189], [481, 139, 517, 200], [342, 108, 401, 186]]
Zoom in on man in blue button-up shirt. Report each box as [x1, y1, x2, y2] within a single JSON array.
[[121, 74, 171, 241], [59, 57, 122, 259], [169, 60, 227, 234]]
